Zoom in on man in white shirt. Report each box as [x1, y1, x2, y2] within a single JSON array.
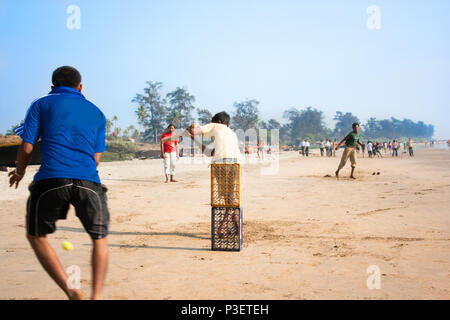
[[299, 139, 305, 156], [318, 140, 324, 157], [367, 141, 373, 158], [192, 122, 241, 163], [325, 139, 332, 157], [184, 112, 241, 237]]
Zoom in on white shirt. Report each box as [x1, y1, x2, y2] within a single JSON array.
[[367, 143, 373, 151], [305, 141, 310, 147], [200, 123, 241, 161]]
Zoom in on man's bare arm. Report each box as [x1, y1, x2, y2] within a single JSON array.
[[16, 141, 33, 174], [336, 135, 348, 149], [8, 141, 33, 188], [160, 141, 165, 158], [160, 128, 192, 143], [95, 153, 102, 167]]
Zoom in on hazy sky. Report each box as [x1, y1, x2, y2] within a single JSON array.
[[1, 0, 449, 138]]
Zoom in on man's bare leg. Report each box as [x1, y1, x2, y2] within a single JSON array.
[[92, 237, 108, 300], [232, 209, 240, 233], [26, 234, 84, 300], [218, 211, 231, 237], [219, 209, 240, 237], [350, 167, 356, 179], [170, 175, 178, 182], [335, 169, 340, 178], [165, 174, 169, 183]]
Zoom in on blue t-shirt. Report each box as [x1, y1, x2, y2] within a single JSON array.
[[19, 86, 107, 183]]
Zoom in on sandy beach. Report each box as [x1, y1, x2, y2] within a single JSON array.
[[0, 147, 449, 300]]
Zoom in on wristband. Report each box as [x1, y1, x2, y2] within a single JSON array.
[[14, 168, 25, 177]]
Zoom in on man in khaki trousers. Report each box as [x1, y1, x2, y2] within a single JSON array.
[[335, 123, 363, 179]]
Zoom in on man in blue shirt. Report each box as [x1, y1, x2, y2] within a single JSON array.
[[8, 66, 109, 300]]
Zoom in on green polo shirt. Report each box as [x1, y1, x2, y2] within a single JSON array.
[[345, 132, 360, 148]]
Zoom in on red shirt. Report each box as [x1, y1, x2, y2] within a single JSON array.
[[161, 132, 178, 153]]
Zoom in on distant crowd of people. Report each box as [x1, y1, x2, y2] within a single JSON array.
[[295, 137, 415, 158], [361, 138, 414, 158], [298, 139, 339, 157]]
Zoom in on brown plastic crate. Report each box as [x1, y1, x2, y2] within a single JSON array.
[[210, 163, 241, 208]]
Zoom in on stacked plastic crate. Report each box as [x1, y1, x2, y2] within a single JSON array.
[[210, 163, 242, 251]]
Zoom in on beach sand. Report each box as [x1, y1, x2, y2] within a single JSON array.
[[0, 147, 449, 299]]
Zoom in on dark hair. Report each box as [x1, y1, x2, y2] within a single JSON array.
[[211, 111, 230, 126], [52, 66, 82, 88], [352, 122, 359, 129], [167, 124, 175, 129]]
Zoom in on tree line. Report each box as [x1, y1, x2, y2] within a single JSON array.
[[132, 81, 435, 145]]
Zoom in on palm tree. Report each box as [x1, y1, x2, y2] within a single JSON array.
[[123, 128, 130, 138], [106, 119, 113, 136], [112, 115, 119, 132], [123, 125, 136, 139], [135, 105, 146, 125], [135, 105, 146, 139]]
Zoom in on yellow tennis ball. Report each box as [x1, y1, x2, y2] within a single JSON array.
[[63, 241, 73, 251]]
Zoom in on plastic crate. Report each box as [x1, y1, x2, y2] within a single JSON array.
[[210, 163, 241, 208], [211, 207, 243, 251]]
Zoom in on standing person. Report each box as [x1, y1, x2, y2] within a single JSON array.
[[361, 142, 366, 158], [318, 140, 324, 157], [407, 138, 414, 157], [392, 140, 399, 157], [305, 140, 310, 157], [374, 142, 383, 157], [184, 112, 241, 237], [244, 142, 251, 160], [299, 139, 305, 156], [326, 139, 332, 157], [160, 124, 179, 183], [335, 123, 363, 179], [257, 135, 265, 161], [8, 66, 109, 300], [367, 141, 373, 158], [332, 139, 338, 157]]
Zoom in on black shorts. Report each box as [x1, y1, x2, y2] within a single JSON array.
[[26, 179, 110, 240]]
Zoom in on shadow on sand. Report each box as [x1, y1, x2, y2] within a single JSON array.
[[57, 226, 211, 252]]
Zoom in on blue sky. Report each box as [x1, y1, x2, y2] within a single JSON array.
[[1, 0, 449, 138]]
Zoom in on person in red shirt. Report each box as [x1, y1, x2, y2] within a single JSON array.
[[160, 124, 179, 183]]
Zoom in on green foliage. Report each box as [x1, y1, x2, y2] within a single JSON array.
[[362, 117, 434, 139], [197, 108, 213, 125], [333, 111, 360, 137], [231, 99, 260, 130], [130, 80, 435, 145], [283, 107, 329, 143], [132, 81, 168, 144], [106, 140, 139, 154], [166, 87, 195, 128]]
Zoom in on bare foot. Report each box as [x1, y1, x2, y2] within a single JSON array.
[[335, 170, 339, 178], [67, 289, 85, 300], [170, 179, 178, 182], [350, 176, 356, 179]]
